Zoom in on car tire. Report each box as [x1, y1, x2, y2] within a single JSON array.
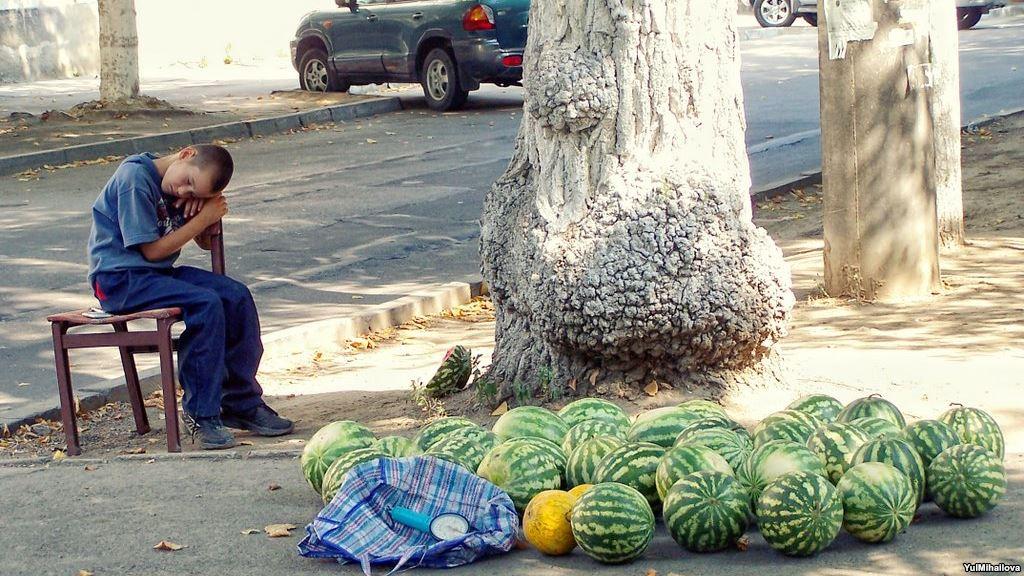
[[420, 48, 469, 112], [299, 48, 350, 93], [753, 0, 797, 27], [802, 13, 818, 26], [956, 7, 983, 30]]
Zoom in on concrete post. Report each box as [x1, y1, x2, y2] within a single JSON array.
[[930, 0, 965, 248], [98, 0, 140, 102], [818, 0, 940, 300]]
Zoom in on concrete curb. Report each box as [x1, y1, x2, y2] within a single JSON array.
[[0, 97, 403, 176], [0, 448, 302, 468], [4, 280, 486, 433]]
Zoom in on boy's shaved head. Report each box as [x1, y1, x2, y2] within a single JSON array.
[[190, 144, 234, 193]]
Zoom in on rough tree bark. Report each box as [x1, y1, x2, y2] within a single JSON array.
[[930, 0, 965, 248], [480, 0, 794, 397], [98, 0, 140, 102]]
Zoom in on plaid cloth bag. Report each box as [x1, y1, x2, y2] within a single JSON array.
[[298, 456, 520, 574]]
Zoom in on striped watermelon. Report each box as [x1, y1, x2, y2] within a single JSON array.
[[902, 420, 962, 468], [927, 444, 1006, 518], [373, 435, 418, 458], [424, 428, 500, 472], [300, 420, 376, 494], [675, 427, 752, 472], [756, 471, 843, 556], [663, 471, 749, 552], [412, 417, 479, 452], [752, 410, 822, 440], [477, 440, 562, 511], [320, 448, 387, 503], [566, 435, 625, 487], [837, 462, 916, 543], [939, 405, 1005, 460], [492, 406, 569, 445], [806, 422, 872, 484], [424, 345, 472, 398], [676, 415, 747, 438], [557, 398, 630, 430], [627, 407, 701, 448], [571, 482, 655, 564], [849, 416, 903, 440], [501, 436, 567, 478], [851, 438, 927, 508], [753, 418, 818, 449], [787, 394, 844, 422], [677, 399, 730, 420], [562, 420, 626, 456], [593, 442, 666, 509], [736, 440, 826, 520], [655, 444, 733, 501], [837, 395, 906, 428]]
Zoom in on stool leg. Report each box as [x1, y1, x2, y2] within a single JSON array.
[[113, 321, 150, 435], [51, 322, 81, 456], [157, 318, 181, 453]]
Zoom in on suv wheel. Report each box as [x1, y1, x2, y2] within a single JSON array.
[[956, 7, 983, 30], [420, 48, 469, 111], [299, 48, 350, 93], [753, 0, 797, 27]]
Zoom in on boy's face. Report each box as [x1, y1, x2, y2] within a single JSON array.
[[162, 148, 220, 200]]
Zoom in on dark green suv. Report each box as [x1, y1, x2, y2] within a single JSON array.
[[291, 0, 529, 111]]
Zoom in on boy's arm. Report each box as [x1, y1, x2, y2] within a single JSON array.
[[140, 197, 227, 261], [194, 229, 213, 251]]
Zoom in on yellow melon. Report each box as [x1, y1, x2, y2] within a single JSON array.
[[523, 489, 577, 555], [567, 483, 594, 499]]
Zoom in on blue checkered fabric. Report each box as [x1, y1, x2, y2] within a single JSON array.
[[297, 456, 520, 574]]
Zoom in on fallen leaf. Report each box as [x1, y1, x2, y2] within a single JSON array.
[[52, 450, 66, 462], [645, 570, 657, 576], [643, 382, 659, 396], [490, 401, 509, 416], [267, 483, 281, 491], [735, 535, 750, 551], [122, 447, 146, 455], [567, 378, 577, 392], [588, 369, 600, 387], [153, 540, 185, 551], [77, 570, 94, 576], [240, 528, 260, 535], [365, 138, 377, 144], [17, 382, 31, 387], [264, 523, 297, 538], [351, 295, 364, 300], [84, 465, 97, 472]]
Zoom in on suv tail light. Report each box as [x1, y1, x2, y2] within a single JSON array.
[[463, 4, 496, 31]]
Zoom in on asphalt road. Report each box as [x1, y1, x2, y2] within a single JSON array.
[[0, 16, 1022, 427]]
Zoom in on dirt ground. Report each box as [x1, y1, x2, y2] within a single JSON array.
[[3, 112, 1022, 461]]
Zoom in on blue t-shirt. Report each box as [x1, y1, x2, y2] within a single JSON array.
[[87, 153, 185, 283]]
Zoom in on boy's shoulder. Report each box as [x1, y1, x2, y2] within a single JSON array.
[[105, 153, 162, 196]]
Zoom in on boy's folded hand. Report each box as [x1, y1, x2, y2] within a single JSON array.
[[174, 197, 207, 219], [197, 196, 229, 227]]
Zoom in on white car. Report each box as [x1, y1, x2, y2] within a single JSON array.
[[750, 0, 1005, 29]]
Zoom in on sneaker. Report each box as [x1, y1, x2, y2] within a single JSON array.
[[221, 404, 294, 437], [182, 413, 236, 450]]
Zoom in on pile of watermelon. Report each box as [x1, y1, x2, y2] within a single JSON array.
[[300, 394, 1006, 565]]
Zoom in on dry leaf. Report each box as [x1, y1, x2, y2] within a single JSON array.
[[153, 540, 185, 551], [490, 401, 509, 416], [588, 369, 600, 387], [240, 528, 260, 535], [267, 483, 281, 491], [77, 571, 94, 576], [567, 378, 577, 392], [645, 570, 657, 576], [84, 465, 97, 472], [264, 523, 297, 538], [735, 535, 750, 551], [122, 447, 146, 455], [643, 382, 659, 396], [52, 450, 66, 462], [365, 138, 377, 144]]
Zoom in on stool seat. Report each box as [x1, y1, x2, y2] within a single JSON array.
[[47, 307, 183, 325]]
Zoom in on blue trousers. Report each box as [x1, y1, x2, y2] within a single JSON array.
[[93, 266, 265, 418]]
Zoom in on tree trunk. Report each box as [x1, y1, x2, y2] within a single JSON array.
[[479, 0, 794, 397], [98, 0, 139, 102], [930, 0, 965, 248]]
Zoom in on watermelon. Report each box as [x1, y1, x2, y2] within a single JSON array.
[[663, 471, 749, 552], [675, 427, 752, 472], [492, 406, 569, 445], [752, 410, 822, 440], [849, 416, 903, 440], [837, 462, 916, 543], [677, 399, 730, 420], [837, 394, 906, 428], [593, 442, 666, 509], [902, 419, 962, 468], [655, 444, 733, 501], [477, 440, 562, 511], [300, 420, 376, 494], [566, 436, 625, 488], [675, 415, 747, 438], [756, 471, 843, 556], [320, 448, 387, 503], [571, 482, 655, 564], [736, 440, 826, 520], [373, 435, 418, 458], [627, 407, 701, 448], [927, 444, 1006, 518], [424, 428, 500, 472], [562, 420, 626, 456], [557, 398, 630, 430], [424, 345, 472, 398], [939, 405, 1004, 460], [501, 436, 567, 478], [851, 438, 927, 508], [412, 417, 479, 452], [753, 418, 818, 449], [787, 394, 844, 422], [806, 422, 872, 484]]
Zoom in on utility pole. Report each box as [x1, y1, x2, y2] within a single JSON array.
[[818, 0, 940, 300]]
